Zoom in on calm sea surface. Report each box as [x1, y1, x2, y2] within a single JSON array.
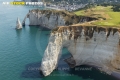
[[0, 0, 118, 80]]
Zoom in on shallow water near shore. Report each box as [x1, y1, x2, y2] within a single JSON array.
[[0, 0, 119, 80]]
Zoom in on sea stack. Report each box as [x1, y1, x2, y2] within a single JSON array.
[[16, 17, 22, 29]]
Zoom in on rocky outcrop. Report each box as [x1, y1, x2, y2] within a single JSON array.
[[16, 17, 22, 29], [40, 25, 120, 77], [22, 9, 97, 29]]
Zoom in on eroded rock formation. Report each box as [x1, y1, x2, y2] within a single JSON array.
[[22, 9, 97, 29], [16, 17, 22, 29], [40, 25, 120, 76]]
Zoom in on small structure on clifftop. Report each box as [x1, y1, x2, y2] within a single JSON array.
[[16, 17, 22, 29]]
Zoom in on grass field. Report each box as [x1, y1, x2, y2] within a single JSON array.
[[74, 6, 120, 27]]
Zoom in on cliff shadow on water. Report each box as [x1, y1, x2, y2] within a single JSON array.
[[15, 29, 22, 37], [21, 45, 120, 80], [64, 65, 119, 80], [20, 60, 119, 80]]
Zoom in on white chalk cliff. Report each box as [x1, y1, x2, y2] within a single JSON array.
[[22, 9, 97, 29], [16, 17, 22, 29], [40, 25, 120, 76]]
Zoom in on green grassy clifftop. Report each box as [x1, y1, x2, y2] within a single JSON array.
[[74, 6, 120, 27]]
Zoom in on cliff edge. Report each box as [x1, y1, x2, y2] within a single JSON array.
[[22, 9, 97, 29]]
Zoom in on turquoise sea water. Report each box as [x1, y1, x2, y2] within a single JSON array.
[[0, 0, 119, 80]]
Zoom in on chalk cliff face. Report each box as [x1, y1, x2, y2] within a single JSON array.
[[23, 9, 97, 29], [40, 25, 120, 76]]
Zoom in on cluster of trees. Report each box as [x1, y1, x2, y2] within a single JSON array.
[[112, 5, 120, 11], [96, 3, 120, 12]]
